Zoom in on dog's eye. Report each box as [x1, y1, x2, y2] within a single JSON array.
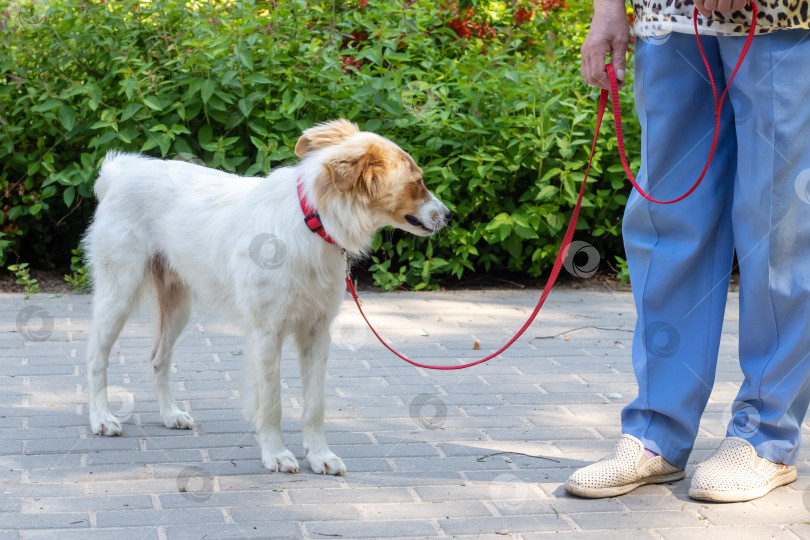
[[416, 178, 424, 186]]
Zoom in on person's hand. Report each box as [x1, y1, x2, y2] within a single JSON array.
[[581, 0, 631, 90], [693, 0, 748, 18]]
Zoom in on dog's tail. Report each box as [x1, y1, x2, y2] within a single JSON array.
[[94, 151, 136, 202]]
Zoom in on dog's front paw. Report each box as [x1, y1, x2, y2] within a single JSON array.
[[262, 449, 300, 473], [90, 411, 123, 436], [307, 452, 346, 476], [162, 410, 195, 430]]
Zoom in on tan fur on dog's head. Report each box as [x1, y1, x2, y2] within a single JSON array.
[[298, 119, 450, 236], [295, 119, 361, 159]]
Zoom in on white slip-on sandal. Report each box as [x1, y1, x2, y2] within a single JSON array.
[[564, 434, 685, 498], [688, 437, 797, 503]]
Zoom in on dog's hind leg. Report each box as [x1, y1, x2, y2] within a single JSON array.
[[150, 255, 194, 430], [87, 261, 145, 436], [251, 329, 299, 473], [295, 318, 346, 475]]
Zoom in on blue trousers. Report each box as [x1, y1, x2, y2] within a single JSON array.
[[621, 30, 810, 468]]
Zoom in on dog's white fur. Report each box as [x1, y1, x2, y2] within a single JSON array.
[[85, 120, 450, 475]]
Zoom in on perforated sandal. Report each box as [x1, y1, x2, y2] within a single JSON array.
[[688, 437, 797, 502], [564, 434, 685, 498]]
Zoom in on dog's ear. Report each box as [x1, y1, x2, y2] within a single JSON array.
[[326, 143, 386, 199], [295, 119, 360, 158]]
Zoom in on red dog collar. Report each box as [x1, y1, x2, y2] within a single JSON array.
[[296, 177, 336, 245]]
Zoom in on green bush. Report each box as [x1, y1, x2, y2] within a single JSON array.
[[0, 0, 639, 289]]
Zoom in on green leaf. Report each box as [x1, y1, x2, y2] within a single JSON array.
[[201, 81, 215, 104], [238, 98, 253, 118], [199, 125, 213, 145], [121, 103, 142, 121], [58, 105, 76, 131], [535, 185, 558, 201], [141, 137, 159, 152], [143, 96, 163, 111], [245, 74, 273, 84], [31, 100, 60, 113], [63, 186, 75, 208], [239, 49, 253, 70]]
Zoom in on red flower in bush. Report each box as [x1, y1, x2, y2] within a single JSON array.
[[513, 7, 534, 25], [358, 0, 368, 6], [472, 21, 496, 39], [540, 0, 567, 11], [342, 29, 368, 48], [341, 55, 363, 74], [446, 6, 474, 38]]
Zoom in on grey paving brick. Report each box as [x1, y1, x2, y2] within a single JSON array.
[[288, 487, 415, 505], [95, 507, 225, 528], [570, 510, 707, 529], [698, 504, 810, 526], [344, 471, 465, 488], [788, 523, 810, 539], [0, 512, 90, 529], [18, 528, 159, 540], [0, 498, 21, 513], [304, 519, 437, 538], [655, 526, 788, 540], [360, 501, 491, 520], [27, 415, 87, 428], [215, 472, 343, 492], [20, 495, 152, 513], [164, 522, 299, 538], [26, 464, 150, 484], [85, 449, 203, 466], [0, 453, 82, 470], [25, 437, 141, 454], [0, 428, 83, 440], [160, 491, 284, 509], [91, 478, 192, 496], [437, 515, 573, 535], [523, 531, 658, 540], [229, 503, 361, 522]]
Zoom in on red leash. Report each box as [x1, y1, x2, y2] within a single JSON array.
[[611, 3, 758, 204], [345, 5, 758, 370]]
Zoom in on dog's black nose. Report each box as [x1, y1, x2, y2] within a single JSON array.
[[445, 210, 453, 223]]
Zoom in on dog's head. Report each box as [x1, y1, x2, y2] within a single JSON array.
[[296, 119, 451, 236]]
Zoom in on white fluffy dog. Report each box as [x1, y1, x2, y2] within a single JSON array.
[[84, 119, 450, 475]]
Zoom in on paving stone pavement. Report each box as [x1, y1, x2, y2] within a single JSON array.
[[2, 285, 810, 539]]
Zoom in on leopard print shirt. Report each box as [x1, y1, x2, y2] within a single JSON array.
[[631, 0, 810, 36]]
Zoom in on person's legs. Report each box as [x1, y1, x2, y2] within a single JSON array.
[[620, 33, 738, 468], [719, 29, 810, 467]]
